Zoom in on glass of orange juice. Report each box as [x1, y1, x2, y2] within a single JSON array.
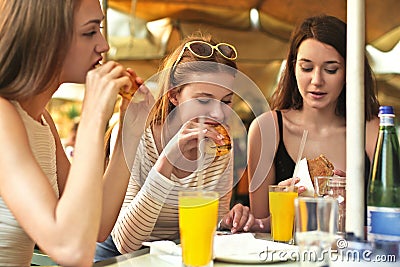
[[269, 185, 298, 244], [179, 190, 219, 267]]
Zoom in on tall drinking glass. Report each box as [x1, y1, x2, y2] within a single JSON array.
[[179, 191, 219, 267], [295, 197, 338, 267], [269, 185, 298, 244]]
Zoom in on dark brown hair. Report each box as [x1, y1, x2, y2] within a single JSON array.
[[271, 14, 379, 120]]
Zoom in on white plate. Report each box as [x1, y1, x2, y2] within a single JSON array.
[[213, 233, 298, 264]]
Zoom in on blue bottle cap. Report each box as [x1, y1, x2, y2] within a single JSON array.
[[379, 106, 394, 115]]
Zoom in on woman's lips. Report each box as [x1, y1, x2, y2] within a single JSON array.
[[310, 91, 327, 99]]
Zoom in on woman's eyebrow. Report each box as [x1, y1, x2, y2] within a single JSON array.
[[194, 92, 234, 98], [298, 58, 311, 63], [82, 17, 104, 26], [194, 92, 214, 97], [298, 58, 342, 65], [325, 60, 343, 65]]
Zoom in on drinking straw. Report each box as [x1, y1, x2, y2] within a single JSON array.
[[289, 129, 308, 191]]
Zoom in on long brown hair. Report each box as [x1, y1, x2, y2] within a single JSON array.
[[271, 14, 379, 121], [0, 0, 81, 100]]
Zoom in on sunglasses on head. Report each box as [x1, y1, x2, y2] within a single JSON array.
[[172, 41, 237, 70]]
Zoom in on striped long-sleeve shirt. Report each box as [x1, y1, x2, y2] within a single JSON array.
[[111, 128, 233, 253]]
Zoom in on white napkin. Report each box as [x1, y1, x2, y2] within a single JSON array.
[[142, 240, 182, 265], [294, 158, 315, 197], [142, 240, 181, 256]]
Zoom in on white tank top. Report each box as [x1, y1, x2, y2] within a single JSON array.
[[0, 101, 58, 266]]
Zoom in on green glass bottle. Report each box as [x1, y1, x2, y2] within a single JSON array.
[[367, 106, 400, 242]]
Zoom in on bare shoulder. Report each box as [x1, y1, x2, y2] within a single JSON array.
[[248, 110, 279, 155], [249, 110, 277, 135], [365, 116, 380, 161], [366, 116, 379, 138], [0, 98, 24, 132], [366, 116, 379, 127], [0, 97, 17, 113], [0, 99, 32, 178]]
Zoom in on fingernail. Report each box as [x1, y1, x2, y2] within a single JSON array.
[[217, 134, 224, 140], [244, 226, 249, 231]]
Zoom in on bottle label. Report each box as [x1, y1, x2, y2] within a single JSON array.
[[379, 115, 394, 126], [367, 206, 400, 241]]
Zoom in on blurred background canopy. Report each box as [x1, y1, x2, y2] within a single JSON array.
[[101, 0, 400, 113]]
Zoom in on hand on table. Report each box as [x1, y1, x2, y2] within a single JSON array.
[[219, 203, 264, 234]]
